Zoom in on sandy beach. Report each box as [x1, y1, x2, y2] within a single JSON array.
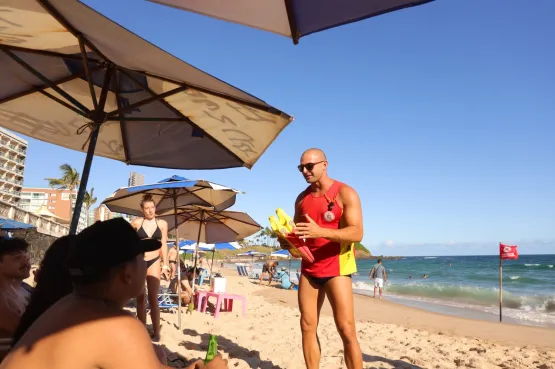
[[152, 268, 555, 369]]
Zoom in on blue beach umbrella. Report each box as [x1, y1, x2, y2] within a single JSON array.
[[0, 217, 35, 231], [103, 176, 240, 216]]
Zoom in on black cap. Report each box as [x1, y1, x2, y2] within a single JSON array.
[[68, 218, 161, 277]]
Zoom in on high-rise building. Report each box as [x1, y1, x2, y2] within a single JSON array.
[[128, 172, 145, 187], [94, 204, 114, 222], [19, 188, 88, 232], [0, 128, 27, 206]]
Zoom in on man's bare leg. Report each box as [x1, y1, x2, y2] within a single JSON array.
[[325, 276, 362, 369], [379, 288, 383, 299], [259, 272, 265, 285], [373, 286, 377, 298], [299, 274, 326, 369]]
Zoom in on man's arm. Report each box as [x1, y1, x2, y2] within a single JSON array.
[[368, 266, 375, 279], [383, 269, 387, 282], [180, 278, 193, 296], [321, 186, 363, 243]]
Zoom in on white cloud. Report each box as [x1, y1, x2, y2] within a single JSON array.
[[385, 240, 394, 247]]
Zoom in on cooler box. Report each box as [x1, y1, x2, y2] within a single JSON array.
[[210, 277, 227, 293]]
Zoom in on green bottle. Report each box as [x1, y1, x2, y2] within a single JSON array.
[[204, 334, 218, 365]]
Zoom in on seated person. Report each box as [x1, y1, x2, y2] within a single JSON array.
[[0, 237, 30, 340], [168, 268, 197, 306], [275, 267, 297, 290], [12, 236, 75, 346], [1, 218, 228, 369]]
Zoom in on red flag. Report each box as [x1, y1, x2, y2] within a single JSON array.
[[500, 243, 519, 260]]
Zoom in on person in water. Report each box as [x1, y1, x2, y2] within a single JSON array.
[[131, 194, 169, 341], [1, 218, 228, 369], [279, 148, 363, 369]]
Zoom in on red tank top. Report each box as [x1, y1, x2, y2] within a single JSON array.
[[299, 181, 356, 277]]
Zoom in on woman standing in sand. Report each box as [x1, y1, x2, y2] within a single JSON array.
[[131, 194, 168, 342]]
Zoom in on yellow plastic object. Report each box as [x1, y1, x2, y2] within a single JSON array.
[[269, 214, 304, 259], [276, 208, 295, 232]]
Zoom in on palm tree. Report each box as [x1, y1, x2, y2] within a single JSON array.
[[45, 164, 80, 221], [83, 187, 97, 212]]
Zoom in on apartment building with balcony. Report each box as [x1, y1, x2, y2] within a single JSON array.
[[19, 188, 88, 232], [0, 128, 27, 206]]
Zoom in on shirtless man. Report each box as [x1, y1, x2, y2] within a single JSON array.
[[168, 244, 178, 280], [279, 148, 363, 369], [1, 218, 228, 369], [0, 237, 30, 339], [259, 261, 278, 286], [169, 267, 196, 305]]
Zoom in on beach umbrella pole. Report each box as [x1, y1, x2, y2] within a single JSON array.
[[69, 67, 114, 235], [191, 211, 204, 295], [173, 193, 182, 329], [209, 249, 215, 275]]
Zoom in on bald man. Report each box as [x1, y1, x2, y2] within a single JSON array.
[[279, 148, 363, 369]]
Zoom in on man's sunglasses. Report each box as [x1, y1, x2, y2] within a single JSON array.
[[298, 161, 325, 172]]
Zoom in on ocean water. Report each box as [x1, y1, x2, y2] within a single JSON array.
[[256, 255, 555, 327]]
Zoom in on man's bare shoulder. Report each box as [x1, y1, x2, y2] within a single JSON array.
[[338, 184, 360, 202], [294, 190, 307, 206]]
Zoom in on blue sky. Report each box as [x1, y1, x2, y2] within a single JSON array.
[[17, 0, 555, 256]]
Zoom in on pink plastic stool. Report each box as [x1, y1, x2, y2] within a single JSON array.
[[200, 291, 246, 320]]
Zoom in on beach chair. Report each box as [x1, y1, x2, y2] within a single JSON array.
[[196, 268, 210, 285], [236, 265, 245, 276], [158, 286, 179, 313]]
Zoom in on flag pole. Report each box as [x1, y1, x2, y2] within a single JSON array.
[[499, 245, 503, 322]]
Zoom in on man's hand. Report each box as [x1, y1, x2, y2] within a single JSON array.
[[205, 354, 229, 368], [294, 215, 324, 239], [277, 238, 291, 250]]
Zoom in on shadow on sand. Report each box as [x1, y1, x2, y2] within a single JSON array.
[[363, 353, 424, 369], [181, 328, 284, 369]]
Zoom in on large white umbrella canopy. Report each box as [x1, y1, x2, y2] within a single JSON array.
[[149, 0, 434, 44], [0, 0, 292, 233], [158, 205, 261, 244]]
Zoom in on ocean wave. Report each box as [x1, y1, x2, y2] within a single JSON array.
[[525, 264, 541, 267], [424, 257, 437, 259], [509, 276, 520, 280], [352, 281, 555, 312]]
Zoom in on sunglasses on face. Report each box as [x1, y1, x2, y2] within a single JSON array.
[[298, 161, 325, 172]]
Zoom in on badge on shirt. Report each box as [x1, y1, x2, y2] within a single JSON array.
[[324, 200, 336, 222]]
